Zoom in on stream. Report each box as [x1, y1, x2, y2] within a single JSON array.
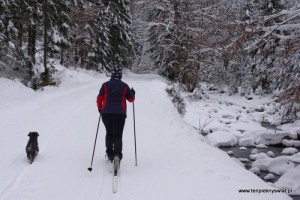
[[219, 121, 300, 200], [220, 144, 300, 200]]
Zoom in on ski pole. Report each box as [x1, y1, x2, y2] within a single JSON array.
[[133, 102, 138, 166], [88, 114, 101, 172]]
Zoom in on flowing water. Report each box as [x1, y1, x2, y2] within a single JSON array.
[[220, 145, 300, 200], [219, 122, 300, 200]]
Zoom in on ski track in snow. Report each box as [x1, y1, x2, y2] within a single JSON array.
[[0, 71, 293, 200], [96, 160, 107, 199]]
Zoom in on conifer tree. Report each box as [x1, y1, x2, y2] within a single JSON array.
[[106, 0, 134, 67], [70, 0, 133, 71], [46, 0, 73, 63]]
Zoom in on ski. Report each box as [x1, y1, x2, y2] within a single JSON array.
[[112, 156, 120, 193], [107, 160, 113, 173], [105, 155, 113, 173], [112, 170, 118, 193]]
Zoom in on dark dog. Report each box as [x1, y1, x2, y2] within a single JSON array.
[[26, 132, 39, 164]]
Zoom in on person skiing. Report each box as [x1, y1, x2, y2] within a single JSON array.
[[96, 65, 135, 168]]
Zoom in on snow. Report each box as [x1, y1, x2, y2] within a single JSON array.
[[289, 153, 300, 163], [0, 65, 293, 200], [239, 146, 247, 150], [254, 130, 289, 146], [249, 167, 260, 175], [250, 152, 270, 161], [264, 173, 276, 180], [282, 139, 300, 147], [183, 88, 287, 148], [251, 148, 259, 154], [181, 82, 300, 198], [275, 165, 300, 195], [239, 137, 255, 146], [206, 130, 238, 147], [0, 78, 35, 103], [252, 156, 295, 175], [267, 151, 275, 158], [282, 147, 299, 155], [281, 121, 300, 139], [256, 144, 268, 149]]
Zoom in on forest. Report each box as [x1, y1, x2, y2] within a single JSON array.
[[0, 0, 299, 122]]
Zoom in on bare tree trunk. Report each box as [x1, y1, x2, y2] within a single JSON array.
[[173, 0, 181, 79], [44, 0, 49, 76], [28, 0, 37, 65], [18, 23, 23, 48]]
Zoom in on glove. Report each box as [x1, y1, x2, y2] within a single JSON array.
[[131, 88, 135, 95]]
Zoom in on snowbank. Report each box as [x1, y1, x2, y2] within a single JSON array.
[[0, 78, 35, 104]]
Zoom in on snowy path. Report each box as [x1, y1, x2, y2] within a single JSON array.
[[0, 69, 292, 200]]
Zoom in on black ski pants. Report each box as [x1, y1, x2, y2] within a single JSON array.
[[102, 114, 126, 159]]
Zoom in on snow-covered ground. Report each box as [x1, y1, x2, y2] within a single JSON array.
[[182, 84, 300, 196], [0, 65, 294, 200]]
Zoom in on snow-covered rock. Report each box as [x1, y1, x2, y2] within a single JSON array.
[[239, 158, 250, 162], [282, 139, 300, 147], [289, 152, 300, 163], [267, 151, 275, 158], [255, 130, 289, 145], [281, 120, 300, 139], [264, 173, 276, 180], [250, 152, 270, 160], [281, 147, 298, 155], [207, 130, 238, 147], [249, 167, 260, 175], [251, 148, 259, 154], [256, 144, 268, 149], [239, 137, 255, 147], [275, 165, 300, 195], [239, 146, 247, 150], [252, 156, 295, 175]]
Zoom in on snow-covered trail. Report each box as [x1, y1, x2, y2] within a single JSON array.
[[0, 70, 292, 200]]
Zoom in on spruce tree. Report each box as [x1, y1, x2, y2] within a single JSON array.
[[46, 0, 73, 63], [70, 0, 133, 71], [106, 0, 134, 67]]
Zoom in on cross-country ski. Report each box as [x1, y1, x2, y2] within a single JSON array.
[[112, 155, 120, 193], [112, 172, 118, 193]]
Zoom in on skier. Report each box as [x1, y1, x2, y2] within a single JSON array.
[[96, 65, 135, 169]]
